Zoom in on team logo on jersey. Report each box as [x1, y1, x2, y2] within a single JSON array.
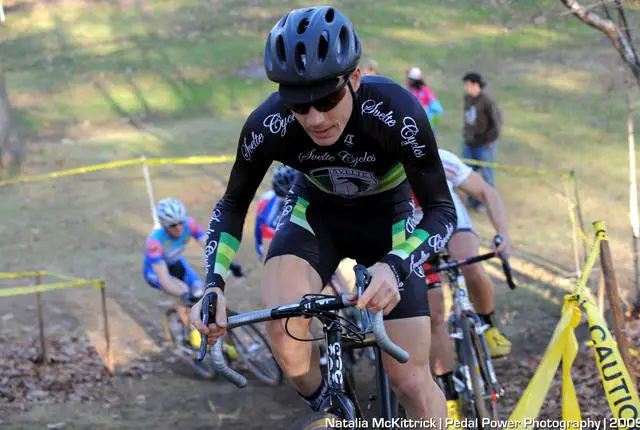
[[298, 148, 336, 163], [400, 116, 426, 158], [344, 134, 354, 147], [338, 151, 376, 168], [309, 167, 379, 197], [263, 113, 295, 136], [241, 131, 264, 161], [361, 100, 396, 127]]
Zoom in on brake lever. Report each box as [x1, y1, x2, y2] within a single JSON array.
[[353, 264, 372, 332], [197, 291, 218, 361], [493, 235, 516, 290]]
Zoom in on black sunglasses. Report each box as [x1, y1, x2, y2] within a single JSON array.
[[167, 223, 181, 228], [287, 75, 351, 115]]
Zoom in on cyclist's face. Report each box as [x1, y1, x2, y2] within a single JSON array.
[[166, 223, 184, 238], [293, 68, 361, 147]]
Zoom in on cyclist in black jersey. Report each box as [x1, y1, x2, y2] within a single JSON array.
[[190, 6, 456, 423]]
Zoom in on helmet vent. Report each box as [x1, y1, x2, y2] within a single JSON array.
[[276, 35, 286, 64], [325, 8, 335, 23], [297, 17, 310, 34], [279, 13, 289, 28], [318, 31, 329, 62], [337, 25, 349, 62], [295, 42, 307, 73]]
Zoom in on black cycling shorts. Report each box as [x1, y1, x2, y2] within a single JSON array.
[[265, 178, 430, 320]]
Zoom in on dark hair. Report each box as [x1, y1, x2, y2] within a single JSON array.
[[463, 72, 486, 88], [408, 78, 425, 90]]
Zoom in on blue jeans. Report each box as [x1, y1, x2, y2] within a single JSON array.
[[463, 141, 497, 208]]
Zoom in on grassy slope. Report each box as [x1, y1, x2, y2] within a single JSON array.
[[1, 0, 638, 342]]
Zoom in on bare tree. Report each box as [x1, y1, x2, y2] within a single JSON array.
[[559, 0, 640, 312]]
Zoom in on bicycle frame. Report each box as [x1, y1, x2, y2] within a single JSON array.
[[439, 254, 502, 403], [197, 264, 409, 423], [424, 237, 516, 420]]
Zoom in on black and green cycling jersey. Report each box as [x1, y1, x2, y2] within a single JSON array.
[[204, 75, 457, 291]]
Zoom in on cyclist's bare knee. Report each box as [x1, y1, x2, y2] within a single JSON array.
[[383, 319, 429, 402], [261, 254, 323, 307], [447, 231, 478, 260], [261, 255, 324, 385]]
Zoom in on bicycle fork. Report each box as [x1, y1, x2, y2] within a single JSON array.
[[322, 319, 358, 420]]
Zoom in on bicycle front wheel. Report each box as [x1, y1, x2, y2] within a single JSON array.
[[460, 317, 494, 426], [227, 323, 283, 386]]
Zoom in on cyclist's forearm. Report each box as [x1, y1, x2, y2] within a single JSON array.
[[481, 186, 509, 237], [152, 263, 183, 295], [204, 200, 246, 292]]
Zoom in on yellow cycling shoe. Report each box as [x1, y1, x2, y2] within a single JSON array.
[[485, 327, 512, 358], [446, 399, 463, 429]]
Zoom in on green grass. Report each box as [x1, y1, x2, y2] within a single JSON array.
[[0, 2, 635, 422], [1, 0, 639, 325]]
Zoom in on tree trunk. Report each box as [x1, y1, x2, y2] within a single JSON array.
[[627, 85, 640, 310], [0, 72, 25, 177]]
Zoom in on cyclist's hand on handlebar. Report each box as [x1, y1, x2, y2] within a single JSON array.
[[189, 287, 227, 345], [493, 233, 512, 256], [356, 262, 401, 316]]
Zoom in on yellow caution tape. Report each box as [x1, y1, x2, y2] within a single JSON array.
[[508, 297, 582, 428], [0, 279, 102, 297], [461, 158, 573, 179], [573, 230, 604, 296], [0, 159, 143, 187], [0, 155, 237, 188], [0, 271, 46, 279], [508, 220, 639, 428], [144, 155, 236, 166], [0, 155, 574, 188], [0, 271, 104, 297], [561, 297, 582, 428], [583, 298, 640, 423]]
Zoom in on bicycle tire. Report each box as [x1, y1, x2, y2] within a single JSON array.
[[289, 413, 344, 430], [163, 309, 216, 379], [227, 323, 283, 386], [460, 317, 491, 426], [470, 325, 499, 421]]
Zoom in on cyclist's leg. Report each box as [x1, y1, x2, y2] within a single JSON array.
[[330, 258, 356, 295], [262, 183, 341, 409], [447, 231, 493, 314], [144, 262, 190, 297], [428, 285, 456, 370], [180, 257, 205, 297], [427, 279, 462, 421], [262, 256, 325, 391], [144, 262, 191, 325], [344, 197, 445, 422], [382, 278, 446, 423]]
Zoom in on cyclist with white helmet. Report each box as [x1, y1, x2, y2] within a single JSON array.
[[143, 198, 243, 325]]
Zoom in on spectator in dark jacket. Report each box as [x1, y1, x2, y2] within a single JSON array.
[[462, 72, 502, 210]]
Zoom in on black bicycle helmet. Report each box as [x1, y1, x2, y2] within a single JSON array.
[[264, 6, 361, 104], [272, 165, 297, 198]]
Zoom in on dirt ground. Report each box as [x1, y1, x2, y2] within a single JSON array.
[[0, 157, 627, 429]]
